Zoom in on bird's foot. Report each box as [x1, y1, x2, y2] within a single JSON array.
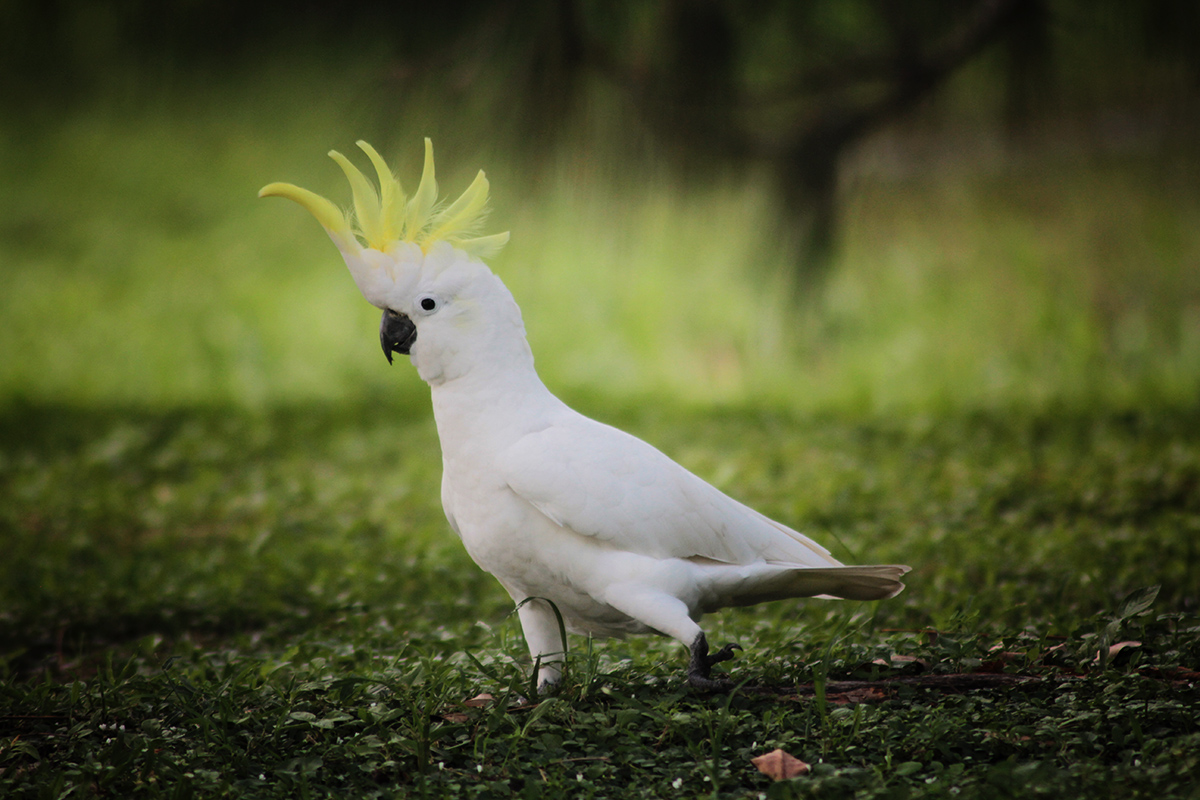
[[687, 633, 742, 692]]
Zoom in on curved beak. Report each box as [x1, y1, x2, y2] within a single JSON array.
[[380, 309, 417, 364]]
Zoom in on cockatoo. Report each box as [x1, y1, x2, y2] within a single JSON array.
[[260, 140, 909, 691]]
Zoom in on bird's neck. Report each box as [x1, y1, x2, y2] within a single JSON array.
[[426, 343, 563, 460], [418, 276, 565, 458]]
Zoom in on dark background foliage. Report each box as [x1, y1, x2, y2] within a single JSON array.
[[6, 0, 1198, 276]]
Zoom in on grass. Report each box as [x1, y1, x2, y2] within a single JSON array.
[[2, 55, 1200, 798], [1, 404, 1198, 798]]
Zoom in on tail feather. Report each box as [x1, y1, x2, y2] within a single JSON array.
[[707, 564, 911, 609], [797, 565, 911, 601]]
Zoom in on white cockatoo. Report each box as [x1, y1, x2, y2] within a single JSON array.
[[260, 140, 909, 691]]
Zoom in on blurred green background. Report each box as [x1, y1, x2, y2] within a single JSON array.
[[1, 0, 1198, 413]]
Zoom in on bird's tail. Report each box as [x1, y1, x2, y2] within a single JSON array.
[[794, 565, 911, 601], [707, 564, 911, 609]]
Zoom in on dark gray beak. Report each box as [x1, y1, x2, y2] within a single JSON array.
[[380, 308, 417, 364]]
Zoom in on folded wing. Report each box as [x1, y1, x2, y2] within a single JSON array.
[[499, 413, 846, 568]]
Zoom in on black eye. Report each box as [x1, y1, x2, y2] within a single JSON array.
[[420, 297, 437, 311]]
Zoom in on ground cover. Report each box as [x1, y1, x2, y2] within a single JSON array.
[[1, 403, 1197, 798]]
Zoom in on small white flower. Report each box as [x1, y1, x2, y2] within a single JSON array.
[[672, 778, 683, 789]]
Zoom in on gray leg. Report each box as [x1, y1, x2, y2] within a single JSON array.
[[687, 632, 742, 692]]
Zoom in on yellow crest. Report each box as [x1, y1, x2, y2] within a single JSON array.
[[259, 138, 509, 259]]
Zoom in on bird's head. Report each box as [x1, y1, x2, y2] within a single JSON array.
[[261, 140, 528, 385]]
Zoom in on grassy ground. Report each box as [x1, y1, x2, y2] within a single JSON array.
[[1, 403, 1197, 798], [2, 59, 1199, 798]]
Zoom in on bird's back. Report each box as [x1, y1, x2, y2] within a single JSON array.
[[497, 407, 848, 569]]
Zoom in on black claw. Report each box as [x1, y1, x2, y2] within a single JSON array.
[[687, 633, 742, 692], [707, 643, 743, 665]]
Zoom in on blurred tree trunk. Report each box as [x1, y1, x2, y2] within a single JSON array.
[[653, 0, 741, 176], [521, 0, 587, 152], [1003, 0, 1053, 139]]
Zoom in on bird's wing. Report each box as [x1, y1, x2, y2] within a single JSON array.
[[497, 414, 843, 567]]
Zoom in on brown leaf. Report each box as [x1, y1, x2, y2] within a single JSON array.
[[440, 712, 470, 723], [1093, 641, 1141, 664], [464, 693, 495, 708], [829, 687, 889, 705], [751, 748, 811, 780]]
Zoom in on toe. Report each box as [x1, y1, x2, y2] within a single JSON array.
[[706, 642, 742, 666], [687, 672, 734, 693]]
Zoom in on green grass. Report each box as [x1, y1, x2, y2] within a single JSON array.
[[2, 57, 1200, 798], [1, 405, 1198, 798]]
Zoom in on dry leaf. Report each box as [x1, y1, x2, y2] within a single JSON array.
[[440, 712, 470, 723], [1109, 640, 1141, 656], [464, 693, 495, 708], [751, 748, 810, 780], [1093, 641, 1141, 664], [829, 687, 888, 705]]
